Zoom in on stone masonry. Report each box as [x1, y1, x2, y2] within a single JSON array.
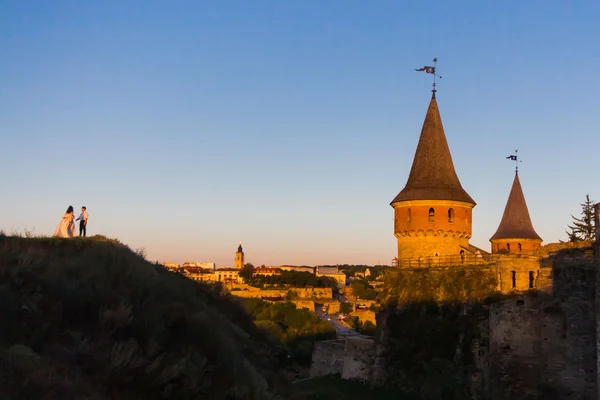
[[483, 244, 597, 400], [309, 338, 375, 381]]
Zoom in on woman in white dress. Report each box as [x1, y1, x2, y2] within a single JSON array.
[[54, 205, 77, 238]]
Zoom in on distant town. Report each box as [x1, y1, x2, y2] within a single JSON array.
[[160, 243, 383, 339]]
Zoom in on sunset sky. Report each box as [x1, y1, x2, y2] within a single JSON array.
[[1, 1, 598, 267]]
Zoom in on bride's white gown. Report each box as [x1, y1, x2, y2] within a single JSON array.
[[54, 213, 76, 238]]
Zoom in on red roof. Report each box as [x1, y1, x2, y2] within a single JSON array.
[[254, 268, 282, 273]]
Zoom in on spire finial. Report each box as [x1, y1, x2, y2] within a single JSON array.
[[505, 150, 522, 173], [415, 57, 443, 96]]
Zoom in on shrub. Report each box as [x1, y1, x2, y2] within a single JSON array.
[[0, 235, 290, 399]]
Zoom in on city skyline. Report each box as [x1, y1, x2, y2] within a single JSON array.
[[1, 1, 598, 267]]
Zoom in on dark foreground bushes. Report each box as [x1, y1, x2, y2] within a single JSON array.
[[0, 235, 290, 400]]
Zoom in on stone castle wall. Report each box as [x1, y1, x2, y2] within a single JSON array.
[[309, 338, 375, 381], [341, 338, 376, 382], [307, 242, 598, 399], [309, 340, 346, 377], [228, 286, 332, 299], [396, 234, 470, 262], [493, 255, 550, 292], [487, 255, 596, 399]]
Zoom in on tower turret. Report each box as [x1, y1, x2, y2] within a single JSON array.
[[235, 243, 244, 269], [391, 93, 476, 264], [490, 172, 542, 254]]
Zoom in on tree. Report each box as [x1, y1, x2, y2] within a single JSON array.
[[566, 227, 580, 242], [339, 302, 353, 315], [350, 278, 376, 300], [350, 279, 368, 298], [239, 263, 255, 283], [566, 194, 596, 241]]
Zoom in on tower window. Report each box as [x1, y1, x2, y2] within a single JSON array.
[[407, 208, 412, 223], [507, 243, 511, 252], [518, 243, 522, 252], [528, 271, 535, 289], [448, 208, 454, 223], [511, 271, 516, 289], [428, 208, 435, 222]]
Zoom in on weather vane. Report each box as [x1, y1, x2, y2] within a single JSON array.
[[415, 57, 443, 94], [505, 149, 522, 172]]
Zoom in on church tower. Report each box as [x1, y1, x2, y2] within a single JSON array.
[[390, 92, 476, 264], [490, 172, 542, 254], [234, 243, 244, 269]]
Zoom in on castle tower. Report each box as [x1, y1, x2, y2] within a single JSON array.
[[234, 243, 244, 269], [390, 92, 476, 263], [490, 172, 542, 254]]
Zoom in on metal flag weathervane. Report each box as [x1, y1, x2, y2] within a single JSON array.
[[415, 57, 443, 93], [506, 150, 522, 172]]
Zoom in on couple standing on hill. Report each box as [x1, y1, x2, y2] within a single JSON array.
[[54, 206, 89, 238]]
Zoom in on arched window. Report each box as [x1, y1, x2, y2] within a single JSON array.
[[518, 243, 522, 252], [428, 207, 435, 222], [507, 243, 511, 252], [407, 208, 412, 223], [448, 208, 454, 223]]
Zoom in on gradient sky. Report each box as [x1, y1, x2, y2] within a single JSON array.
[[1, 1, 598, 267]]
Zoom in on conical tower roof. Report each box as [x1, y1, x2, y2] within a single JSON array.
[[490, 172, 542, 241], [391, 93, 475, 205]]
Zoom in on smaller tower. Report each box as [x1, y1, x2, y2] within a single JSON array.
[[490, 172, 542, 254], [234, 243, 244, 269]]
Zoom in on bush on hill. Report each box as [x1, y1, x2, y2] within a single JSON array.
[[350, 278, 377, 300], [250, 271, 338, 289], [240, 299, 336, 366], [0, 234, 291, 400]]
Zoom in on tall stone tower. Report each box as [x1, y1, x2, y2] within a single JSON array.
[[390, 92, 476, 264], [234, 243, 244, 269], [490, 172, 542, 254]]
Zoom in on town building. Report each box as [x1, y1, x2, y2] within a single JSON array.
[[214, 268, 242, 283], [316, 266, 347, 287], [182, 267, 242, 284], [182, 262, 216, 270], [277, 265, 316, 273], [160, 262, 180, 272], [355, 268, 371, 279]]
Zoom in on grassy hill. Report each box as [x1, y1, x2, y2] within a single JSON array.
[[0, 234, 292, 399]]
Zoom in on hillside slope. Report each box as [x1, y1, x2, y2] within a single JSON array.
[[0, 235, 290, 400]]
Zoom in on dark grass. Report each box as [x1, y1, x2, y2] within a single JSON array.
[[0, 234, 292, 400]]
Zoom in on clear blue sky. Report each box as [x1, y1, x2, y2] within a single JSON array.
[[1, 1, 598, 267]]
